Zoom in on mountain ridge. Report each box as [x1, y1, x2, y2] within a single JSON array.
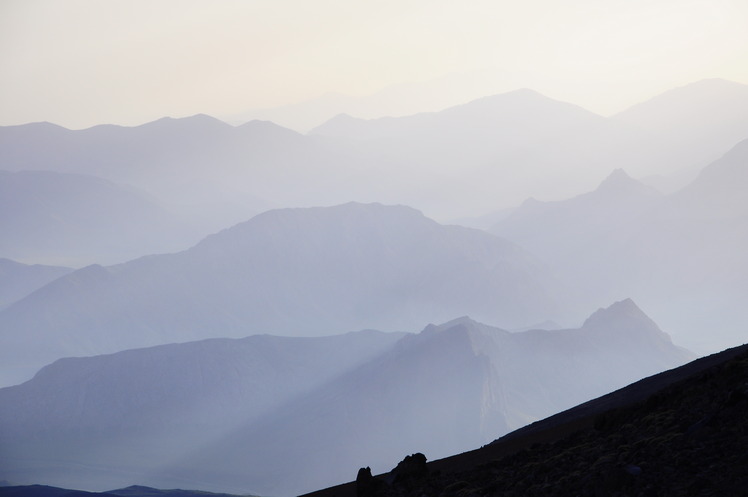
[[0, 300, 692, 496], [0, 202, 561, 387]]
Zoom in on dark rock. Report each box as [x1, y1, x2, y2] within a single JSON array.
[[356, 467, 375, 497], [388, 453, 429, 485], [625, 464, 642, 476]]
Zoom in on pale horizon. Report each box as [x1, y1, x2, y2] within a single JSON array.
[[2, 0, 748, 130]]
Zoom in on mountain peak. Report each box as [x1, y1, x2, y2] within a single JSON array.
[[237, 119, 302, 139], [420, 316, 510, 340], [422, 316, 476, 333], [594, 168, 660, 197], [308, 113, 369, 137], [582, 298, 658, 333], [596, 168, 633, 189]]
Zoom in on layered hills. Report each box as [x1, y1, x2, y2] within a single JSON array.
[[0, 300, 692, 496], [6, 81, 745, 230], [0, 259, 71, 309], [1, 79, 746, 497], [613, 78, 748, 175], [491, 137, 748, 353], [305, 342, 748, 497], [0, 170, 196, 266], [0, 202, 559, 387]]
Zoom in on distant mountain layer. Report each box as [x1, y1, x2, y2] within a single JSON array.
[[2, 80, 747, 269], [305, 342, 748, 497], [0, 299, 692, 496], [0, 202, 561, 387], [0, 170, 197, 266], [0, 258, 71, 308], [490, 168, 662, 266], [5, 80, 747, 227], [613, 78, 748, 171], [491, 138, 748, 353]]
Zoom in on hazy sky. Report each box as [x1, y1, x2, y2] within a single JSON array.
[[2, 0, 748, 129]]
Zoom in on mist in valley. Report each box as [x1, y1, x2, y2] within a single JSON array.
[[2, 1, 748, 496]]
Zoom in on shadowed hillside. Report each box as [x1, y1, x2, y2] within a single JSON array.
[[304, 342, 748, 497]]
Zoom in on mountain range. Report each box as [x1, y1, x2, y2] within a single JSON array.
[[0, 299, 692, 496], [612, 78, 748, 177], [491, 137, 748, 353], [0, 202, 560, 387], [1, 79, 746, 496], [0, 170, 197, 266], [0, 259, 72, 309], [3, 79, 747, 241]]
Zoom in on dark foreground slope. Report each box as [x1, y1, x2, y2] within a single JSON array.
[[305, 342, 748, 497]]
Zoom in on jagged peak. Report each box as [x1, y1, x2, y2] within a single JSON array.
[[422, 316, 475, 333], [594, 168, 661, 197], [421, 316, 510, 338], [597, 168, 636, 189], [582, 298, 658, 331]]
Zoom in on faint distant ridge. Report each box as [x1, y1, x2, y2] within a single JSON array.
[[490, 168, 663, 268], [309, 87, 608, 140], [612, 78, 748, 170], [673, 137, 748, 212], [613, 78, 748, 128], [5, 80, 743, 224], [594, 168, 660, 196], [0, 259, 72, 309], [0, 169, 193, 267]]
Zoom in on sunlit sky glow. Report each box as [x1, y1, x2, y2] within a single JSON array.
[[2, 0, 748, 129]]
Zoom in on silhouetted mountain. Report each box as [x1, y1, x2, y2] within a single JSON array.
[[0, 202, 560, 386], [0, 300, 689, 495], [0, 170, 197, 266], [0, 259, 71, 309], [613, 78, 748, 173]]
